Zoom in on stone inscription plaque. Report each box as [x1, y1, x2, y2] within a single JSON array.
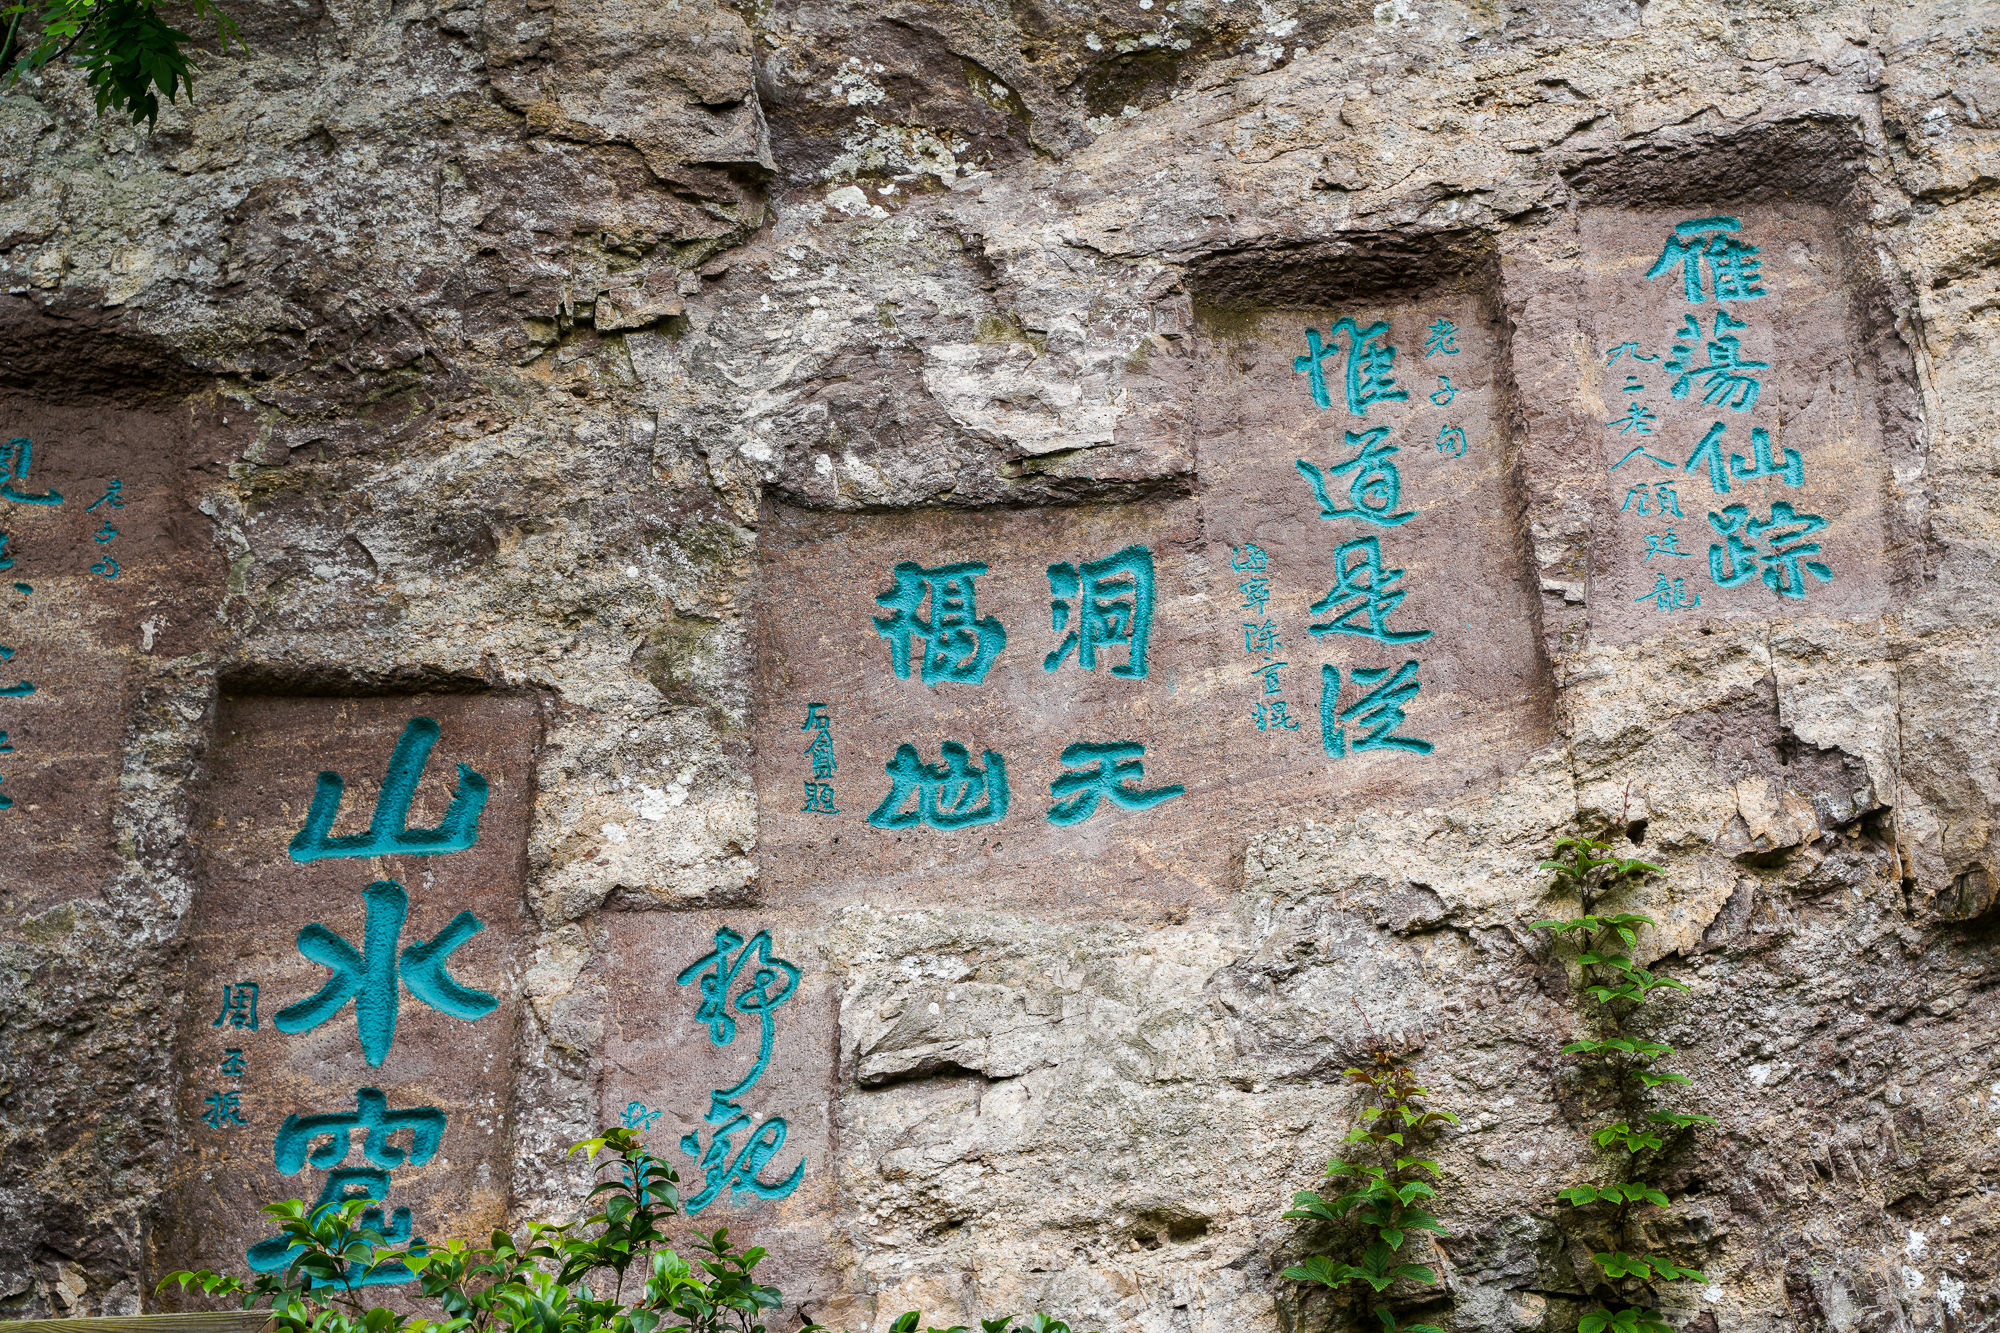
[[1194, 296, 1552, 813], [755, 297, 1552, 910], [157, 694, 539, 1292], [592, 912, 837, 1304], [0, 399, 218, 914], [755, 499, 1239, 911], [1580, 205, 1891, 640]]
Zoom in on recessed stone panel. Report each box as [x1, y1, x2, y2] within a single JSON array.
[[591, 911, 837, 1304], [1578, 205, 1892, 639], [1192, 294, 1554, 815], [754, 500, 1237, 913], [0, 399, 218, 913], [158, 695, 539, 1290]]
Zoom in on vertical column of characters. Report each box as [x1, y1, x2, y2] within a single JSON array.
[[1232, 541, 1300, 734], [799, 703, 839, 816], [1606, 216, 1831, 614], [1289, 318, 1440, 761], [0, 437, 127, 814], [662, 927, 807, 1213], [209, 717, 500, 1286], [857, 549, 1185, 832]]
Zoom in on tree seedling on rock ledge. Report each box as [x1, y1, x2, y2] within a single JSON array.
[[1532, 831, 1717, 1333], [1281, 1041, 1459, 1333]]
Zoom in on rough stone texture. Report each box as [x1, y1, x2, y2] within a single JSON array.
[[0, 2, 1995, 1332]]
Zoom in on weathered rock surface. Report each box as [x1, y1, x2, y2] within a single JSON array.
[[0, 1, 1997, 1331]]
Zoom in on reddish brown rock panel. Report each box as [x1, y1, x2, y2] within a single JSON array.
[[1578, 205, 1892, 640], [0, 399, 218, 913], [1192, 295, 1553, 815], [158, 695, 539, 1290], [591, 911, 837, 1305]]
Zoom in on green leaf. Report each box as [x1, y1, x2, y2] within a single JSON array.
[[1280, 1255, 1351, 1289], [1649, 1110, 1717, 1129]]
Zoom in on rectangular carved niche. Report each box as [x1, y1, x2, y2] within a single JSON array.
[[754, 498, 1239, 913], [1192, 293, 1553, 817], [155, 694, 539, 1293], [0, 398, 219, 914], [591, 911, 838, 1306], [1579, 205, 1892, 640]]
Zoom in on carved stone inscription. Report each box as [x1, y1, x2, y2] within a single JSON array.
[[755, 499, 1235, 911], [1580, 205, 1891, 639], [1194, 297, 1552, 811], [158, 695, 538, 1290], [0, 400, 217, 914], [755, 295, 1554, 908], [592, 912, 837, 1302]]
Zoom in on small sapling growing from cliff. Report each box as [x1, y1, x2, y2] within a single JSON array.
[[1282, 1042, 1458, 1333], [1532, 833, 1716, 1333]]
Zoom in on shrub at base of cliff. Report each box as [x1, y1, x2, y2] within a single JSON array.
[[161, 1125, 1102, 1333]]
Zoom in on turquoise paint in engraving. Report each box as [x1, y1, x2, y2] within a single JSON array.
[[1045, 741, 1183, 826], [675, 928, 806, 1213], [274, 880, 496, 1067], [872, 561, 1006, 686], [867, 742, 1008, 830], [1044, 545, 1155, 678], [1320, 662, 1433, 758], [290, 717, 489, 861]]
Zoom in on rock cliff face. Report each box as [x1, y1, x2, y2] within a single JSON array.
[[1, 0, 1997, 1330]]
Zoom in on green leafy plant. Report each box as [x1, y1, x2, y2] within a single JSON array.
[[2, 0, 240, 126], [1282, 1044, 1458, 1332], [164, 1125, 1099, 1333], [1531, 832, 1715, 1333]]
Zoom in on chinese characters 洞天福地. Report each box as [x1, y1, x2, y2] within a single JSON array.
[[1684, 421, 1803, 495], [1306, 537, 1434, 646], [1635, 574, 1702, 612], [1297, 427, 1416, 529], [800, 703, 838, 816], [1645, 216, 1767, 304], [1319, 662, 1434, 758], [274, 879, 497, 1067], [1046, 742, 1183, 826], [1295, 319, 1409, 416], [1664, 311, 1766, 411], [1708, 502, 1834, 600], [867, 742, 1008, 830], [1044, 545, 1154, 679], [1, 437, 60, 505], [873, 561, 1006, 686], [290, 717, 490, 862], [674, 928, 806, 1214], [247, 1087, 447, 1285], [213, 982, 260, 1030]]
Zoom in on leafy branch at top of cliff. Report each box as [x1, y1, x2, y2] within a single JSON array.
[[1531, 831, 1716, 1333], [1282, 1042, 1458, 1333], [1, 0, 240, 127]]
